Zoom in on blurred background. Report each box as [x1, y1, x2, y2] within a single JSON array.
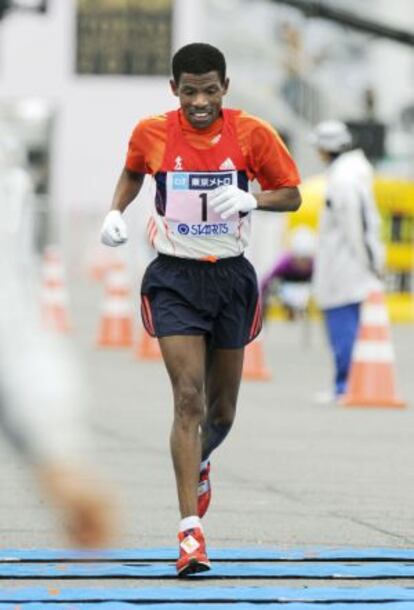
[[1, 0, 413, 317], [0, 0, 413, 548]]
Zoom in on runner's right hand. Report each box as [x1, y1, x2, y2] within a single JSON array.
[[100, 210, 128, 247]]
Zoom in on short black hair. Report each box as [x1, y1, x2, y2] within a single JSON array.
[[172, 43, 226, 84]]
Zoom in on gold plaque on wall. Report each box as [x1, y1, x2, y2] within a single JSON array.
[[76, 0, 172, 75]]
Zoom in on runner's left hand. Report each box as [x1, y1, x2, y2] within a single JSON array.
[[209, 185, 257, 220]]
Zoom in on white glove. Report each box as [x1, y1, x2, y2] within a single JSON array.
[[100, 210, 128, 247], [209, 185, 257, 220]]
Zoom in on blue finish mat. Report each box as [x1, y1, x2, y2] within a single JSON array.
[[4, 548, 414, 607], [2, 585, 414, 602], [1, 603, 414, 609], [2, 547, 414, 562], [2, 561, 414, 579]]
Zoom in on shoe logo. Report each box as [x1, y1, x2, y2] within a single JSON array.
[[219, 157, 236, 170], [174, 156, 183, 170], [180, 534, 200, 554], [198, 480, 209, 495]]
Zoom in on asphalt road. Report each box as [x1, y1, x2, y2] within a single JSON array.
[[1, 271, 413, 593]]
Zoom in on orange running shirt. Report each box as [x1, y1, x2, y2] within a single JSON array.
[[126, 109, 300, 189], [125, 109, 300, 259]]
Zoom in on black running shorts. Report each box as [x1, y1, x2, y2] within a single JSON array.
[[140, 254, 262, 349]]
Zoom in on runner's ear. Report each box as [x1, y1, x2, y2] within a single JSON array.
[[170, 79, 179, 96]]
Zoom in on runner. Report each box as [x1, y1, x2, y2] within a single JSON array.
[[101, 42, 301, 576]]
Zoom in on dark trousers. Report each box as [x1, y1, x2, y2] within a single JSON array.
[[324, 303, 361, 396]]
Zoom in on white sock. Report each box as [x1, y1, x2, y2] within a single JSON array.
[[200, 459, 209, 472], [180, 516, 202, 533]]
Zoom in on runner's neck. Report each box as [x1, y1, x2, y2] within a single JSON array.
[[178, 108, 224, 147]]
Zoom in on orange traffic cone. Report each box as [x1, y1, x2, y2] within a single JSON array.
[[40, 245, 71, 332], [96, 259, 134, 348], [242, 336, 271, 381], [86, 245, 117, 282], [342, 290, 405, 408], [135, 327, 162, 361]]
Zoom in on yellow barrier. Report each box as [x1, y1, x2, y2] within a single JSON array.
[[285, 175, 414, 322], [268, 294, 414, 323]]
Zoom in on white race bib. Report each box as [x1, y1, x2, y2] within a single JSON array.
[[165, 171, 239, 238]]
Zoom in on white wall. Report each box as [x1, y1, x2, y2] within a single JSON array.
[[0, 0, 201, 213], [366, 0, 414, 122], [3, 0, 411, 214]]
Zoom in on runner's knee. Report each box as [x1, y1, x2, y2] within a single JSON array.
[[173, 381, 204, 424], [207, 399, 236, 429]]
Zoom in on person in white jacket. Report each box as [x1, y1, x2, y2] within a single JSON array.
[[311, 121, 384, 399]]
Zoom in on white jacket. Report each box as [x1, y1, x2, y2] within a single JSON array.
[[312, 149, 384, 309]]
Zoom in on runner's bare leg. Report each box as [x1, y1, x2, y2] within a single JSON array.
[[159, 335, 206, 518], [202, 347, 244, 460]]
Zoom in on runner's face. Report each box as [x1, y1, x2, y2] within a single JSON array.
[[170, 71, 229, 130]]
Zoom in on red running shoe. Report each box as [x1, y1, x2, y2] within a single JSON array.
[[176, 527, 211, 577], [198, 461, 211, 518]]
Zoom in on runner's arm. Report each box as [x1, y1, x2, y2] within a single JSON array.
[[209, 184, 301, 218], [101, 168, 145, 246], [254, 187, 301, 212], [243, 118, 301, 211], [110, 168, 145, 213]]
